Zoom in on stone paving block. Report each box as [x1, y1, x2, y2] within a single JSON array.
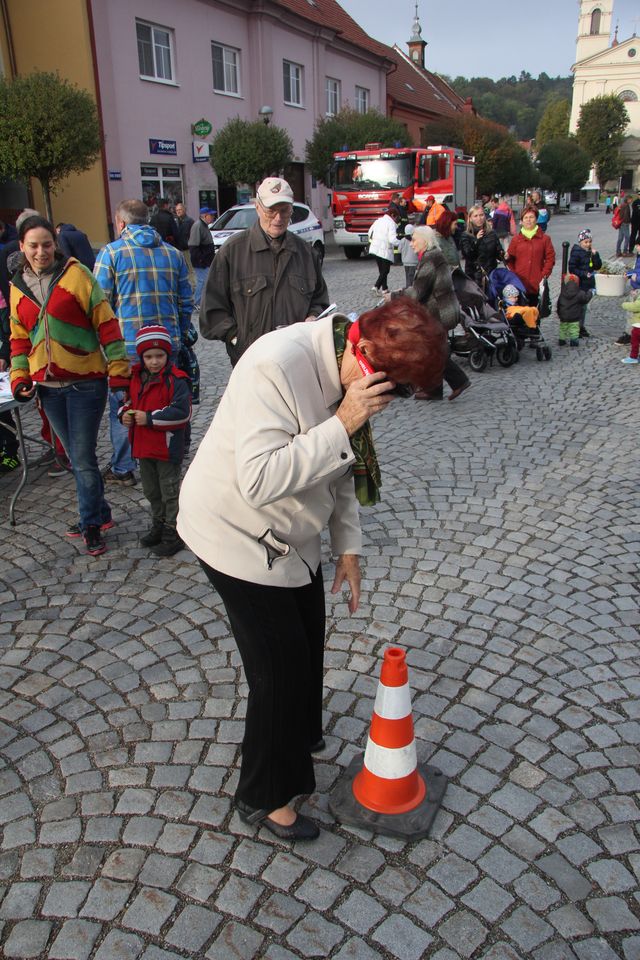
[[547, 904, 595, 939], [122, 886, 177, 935], [79, 878, 133, 921], [573, 939, 631, 960], [164, 903, 222, 951], [333, 889, 387, 934], [138, 853, 183, 889], [332, 937, 384, 960], [41, 880, 91, 917], [286, 910, 345, 957], [215, 873, 264, 919], [0, 881, 42, 919], [206, 920, 264, 960], [537, 853, 593, 901], [101, 848, 147, 881], [404, 880, 455, 926], [371, 913, 433, 960], [461, 877, 514, 922], [93, 930, 144, 960], [477, 846, 527, 884], [176, 862, 223, 902], [370, 865, 420, 906], [501, 906, 555, 952], [121, 815, 164, 846], [190, 831, 234, 866], [261, 852, 307, 891], [585, 896, 640, 932], [48, 919, 102, 960], [513, 872, 562, 911], [254, 891, 306, 934], [19, 848, 57, 878], [2, 918, 52, 958], [438, 909, 489, 958]]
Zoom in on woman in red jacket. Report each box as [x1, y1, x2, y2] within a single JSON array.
[[506, 207, 555, 306]]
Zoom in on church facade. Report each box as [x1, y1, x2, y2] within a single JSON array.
[[569, 1, 640, 190]]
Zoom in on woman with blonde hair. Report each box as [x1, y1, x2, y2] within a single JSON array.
[[460, 204, 503, 287]]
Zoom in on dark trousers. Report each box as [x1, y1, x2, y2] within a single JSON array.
[[199, 560, 324, 811], [0, 410, 18, 457], [139, 459, 181, 528], [429, 348, 469, 398], [374, 257, 391, 292]]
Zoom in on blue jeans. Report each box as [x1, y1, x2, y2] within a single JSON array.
[[194, 267, 209, 309], [616, 222, 630, 256], [38, 379, 111, 530], [109, 389, 137, 476]]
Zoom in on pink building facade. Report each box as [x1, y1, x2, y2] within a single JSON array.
[[90, 0, 388, 229]]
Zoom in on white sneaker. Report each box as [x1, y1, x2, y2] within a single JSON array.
[[621, 357, 639, 364]]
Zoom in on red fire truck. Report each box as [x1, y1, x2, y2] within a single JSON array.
[[330, 144, 475, 258]]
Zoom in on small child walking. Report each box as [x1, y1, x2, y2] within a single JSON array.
[[556, 274, 592, 347], [398, 223, 418, 286], [120, 326, 191, 556]]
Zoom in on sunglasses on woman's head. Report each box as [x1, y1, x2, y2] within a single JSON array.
[[347, 319, 414, 398]]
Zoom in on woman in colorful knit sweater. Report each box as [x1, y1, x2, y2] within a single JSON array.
[[9, 216, 130, 556]]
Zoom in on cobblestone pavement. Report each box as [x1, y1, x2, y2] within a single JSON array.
[[0, 210, 638, 959]]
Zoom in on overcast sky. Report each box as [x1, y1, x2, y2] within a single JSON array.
[[339, 0, 640, 80]]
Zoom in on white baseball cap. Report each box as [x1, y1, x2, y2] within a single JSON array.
[[256, 177, 294, 208]]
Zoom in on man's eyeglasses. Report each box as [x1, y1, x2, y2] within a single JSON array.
[[259, 202, 292, 221]]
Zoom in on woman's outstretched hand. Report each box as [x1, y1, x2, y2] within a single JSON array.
[[336, 372, 394, 436], [331, 554, 362, 614]]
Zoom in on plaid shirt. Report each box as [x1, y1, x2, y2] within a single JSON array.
[[94, 224, 193, 360]]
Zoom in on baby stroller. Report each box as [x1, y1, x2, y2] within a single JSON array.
[[450, 268, 519, 372], [487, 267, 552, 362]]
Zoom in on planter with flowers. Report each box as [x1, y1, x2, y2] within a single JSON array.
[[595, 260, 628, 297]]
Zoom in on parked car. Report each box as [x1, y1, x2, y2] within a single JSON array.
[[209, 201, 324, 259]]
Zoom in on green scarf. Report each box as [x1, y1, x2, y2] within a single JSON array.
[[521, 225, 538, 239], [333, 317, 381, 506]]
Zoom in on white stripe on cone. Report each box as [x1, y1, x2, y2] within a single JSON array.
[[363, 740, 417, 780], [373, 682, 412, 720]]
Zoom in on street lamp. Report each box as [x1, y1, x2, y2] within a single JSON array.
[[259, 105, 273, 125]]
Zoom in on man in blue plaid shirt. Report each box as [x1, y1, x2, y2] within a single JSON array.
[[94, 199, 193, 484]]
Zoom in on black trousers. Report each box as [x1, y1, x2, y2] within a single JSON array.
[[428, 348, 469, 398], [199, 560, 325, 810], [374, 256, 391, 291]]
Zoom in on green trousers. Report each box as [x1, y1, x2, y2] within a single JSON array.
[[559, 320, 580, 342], [139, 459, 182, 529]]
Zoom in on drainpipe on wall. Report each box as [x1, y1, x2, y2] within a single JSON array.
[[85, 0, 115, 240]]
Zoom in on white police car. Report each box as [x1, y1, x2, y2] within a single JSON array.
[[209, 201, 324, 259]]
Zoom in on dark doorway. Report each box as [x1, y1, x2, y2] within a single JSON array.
[[283, 162, 305, 202], [218, 182, 239, 214]]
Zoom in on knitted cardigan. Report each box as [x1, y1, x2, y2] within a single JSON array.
[[10, 257, 129, 396]]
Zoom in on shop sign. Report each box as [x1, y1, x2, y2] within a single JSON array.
[[192, 119, 212, 137], [192, 141, 210, 163], [108, 170, 122, 181], [149, 139, 177, 156]]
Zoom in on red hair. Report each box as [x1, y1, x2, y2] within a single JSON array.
[[358, 297, 447, 392], [434, 209, 457, 237]]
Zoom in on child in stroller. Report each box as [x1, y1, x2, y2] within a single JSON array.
[[449, 268, 519, 372], [488, 267, 552, 362]]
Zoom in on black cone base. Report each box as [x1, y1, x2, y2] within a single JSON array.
[[329, 753, 447, 840]]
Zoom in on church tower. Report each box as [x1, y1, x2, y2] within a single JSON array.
[[407, 3, 427, 69], [575, 1, 614, 63]]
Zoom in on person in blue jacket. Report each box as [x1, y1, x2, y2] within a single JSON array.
[[568, 228, 602, 338], [55, 223, 95, 270]]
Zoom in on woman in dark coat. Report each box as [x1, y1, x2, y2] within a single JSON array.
[[392, 225, 470, 401], [460, 205, 503, 288]]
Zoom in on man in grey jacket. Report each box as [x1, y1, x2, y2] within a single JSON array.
[[200, 177, 329, 365]]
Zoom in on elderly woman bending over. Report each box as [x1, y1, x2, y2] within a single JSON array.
[[178, 299, 446, 841]]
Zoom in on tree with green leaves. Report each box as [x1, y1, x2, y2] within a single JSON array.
[[536, 138, 591, 205], [305, 107, 411, 183], [535, 99, 571, 148], [0, 71, 102, 222], [576, 95, 630, 189], [210, 118, 293, 187], [422, 115, 534, 196]]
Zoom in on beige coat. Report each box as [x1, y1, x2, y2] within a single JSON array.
[[177, 315, 362, 586]]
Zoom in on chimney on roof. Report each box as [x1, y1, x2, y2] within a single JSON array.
[[407, 2, 427, 69]]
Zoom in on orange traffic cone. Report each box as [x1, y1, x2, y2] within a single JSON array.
[[329, 646, 446, 839]]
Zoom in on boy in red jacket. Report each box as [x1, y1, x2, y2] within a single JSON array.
[[120, 326, 191, 556]]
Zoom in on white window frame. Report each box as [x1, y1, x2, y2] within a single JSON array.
[[212, 42, 241, 96], [283, 60, 304, 107], [136, 19, 175, 84], [326, 77, 340, 116], [355, 86, 369, 114]]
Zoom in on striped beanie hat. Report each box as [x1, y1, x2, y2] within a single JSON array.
[[136, 325, 172, 356]]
